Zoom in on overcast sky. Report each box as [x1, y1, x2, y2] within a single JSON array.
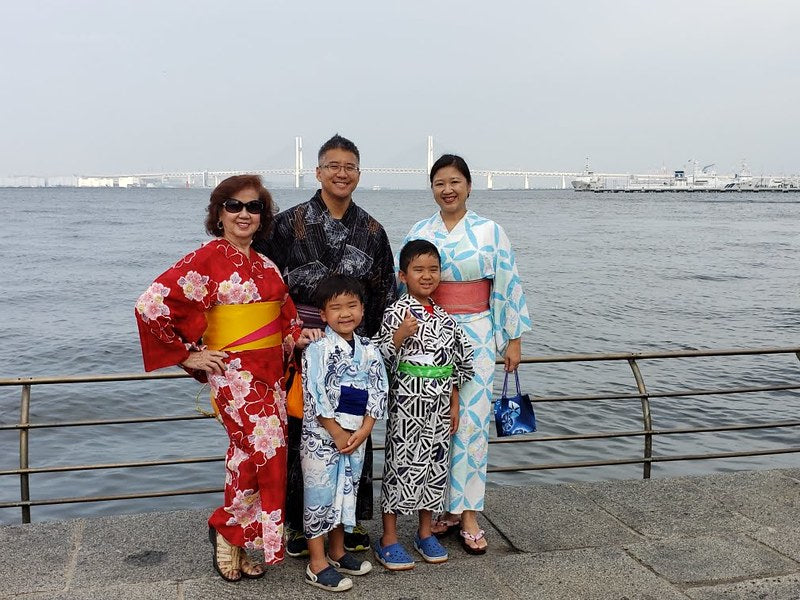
[[2, 0, 798, 178]]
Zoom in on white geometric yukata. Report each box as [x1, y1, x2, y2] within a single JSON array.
[[375, 294, 474, 515], [300, 327, 388, 539], [403, 210, 531, 512]]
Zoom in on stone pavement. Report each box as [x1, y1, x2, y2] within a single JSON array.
[[3, 469, 800, 599]]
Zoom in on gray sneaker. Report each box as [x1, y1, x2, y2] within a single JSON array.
[[305, 564, 353, 592], [326, 552, 372, 576]]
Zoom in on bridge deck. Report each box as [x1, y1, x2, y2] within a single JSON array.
[[3, 468, 800, 599]]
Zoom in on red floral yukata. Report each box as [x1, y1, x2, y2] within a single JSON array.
[[135, 238, 301, 564]]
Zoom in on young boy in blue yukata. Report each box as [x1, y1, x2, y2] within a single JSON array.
[[301, 275, 389, 592], [373, 239, 474, 570]]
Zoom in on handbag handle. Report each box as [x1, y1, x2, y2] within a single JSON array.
[[500, 370, 522, 399]]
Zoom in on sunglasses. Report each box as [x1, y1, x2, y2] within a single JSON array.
[[222, 199, 264, 214]]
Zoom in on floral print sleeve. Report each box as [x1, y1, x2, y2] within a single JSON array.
[[135, 250, 212, 373]]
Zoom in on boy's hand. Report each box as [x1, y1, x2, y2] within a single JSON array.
[[341, 417, 376, 454], [341, 428, 369, 454], [332, 428, 351, 452], [392, 311, 418, 349], [449, 388, 460, 435]]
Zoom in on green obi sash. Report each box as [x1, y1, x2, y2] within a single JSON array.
[[397, 361, 454, 379]]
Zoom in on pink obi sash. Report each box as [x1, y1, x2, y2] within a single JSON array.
[[203, 301, 282, 352], [430, 279, 491, 314]]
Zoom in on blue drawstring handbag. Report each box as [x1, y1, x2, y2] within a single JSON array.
[[493, 371, 537, 437]]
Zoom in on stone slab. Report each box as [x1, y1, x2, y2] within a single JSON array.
[[685, 574, 800, 600], [485, 482, 643, 552], [698, 470, 800, 530], [570, 476, 756, 539], [70, 509, 211, 588], [8, 581, 180, 600], [0, 519, 79, 597], [628, 533, 798, 585], [496, 548, 686, 600]]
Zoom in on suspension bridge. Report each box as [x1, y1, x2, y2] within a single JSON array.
[[71, 136, 583, 189]]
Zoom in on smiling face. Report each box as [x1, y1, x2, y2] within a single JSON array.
[[316, 148, 361, 205], [399, 252, 441, 304], [431, 164, 471, 221], [319, 291, 364, 340], [219, 187, 261, 249]]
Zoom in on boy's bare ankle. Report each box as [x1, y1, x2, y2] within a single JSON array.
[[380, 534, 398, 547], [308, 558, 329, 574]]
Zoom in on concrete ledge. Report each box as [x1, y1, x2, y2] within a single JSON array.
[[3, 469, 800, 599]]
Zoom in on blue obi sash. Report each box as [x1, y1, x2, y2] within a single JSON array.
[[337, 385, 368, 416]]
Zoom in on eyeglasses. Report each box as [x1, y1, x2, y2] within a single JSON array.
[[222, 199, 264, 214], [320, 163, 360, 174]]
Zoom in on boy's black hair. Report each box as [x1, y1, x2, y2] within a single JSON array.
[[399, 239, 441, 272], [313, 274, 366, 309]]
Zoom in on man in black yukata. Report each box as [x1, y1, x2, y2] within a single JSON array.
[[254, 134, 397, 556]]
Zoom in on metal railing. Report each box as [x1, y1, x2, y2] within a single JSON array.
[[1, 346, 799, 523]]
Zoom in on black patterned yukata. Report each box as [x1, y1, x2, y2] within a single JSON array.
[[374, 294, 474, 514], [254, 190, 397, 526]]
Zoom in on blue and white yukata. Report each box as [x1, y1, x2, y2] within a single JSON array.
[[300, 327, 388, 539], [402, 210, 531, 512]]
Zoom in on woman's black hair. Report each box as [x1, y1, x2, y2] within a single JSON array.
[[429, 154, 472, 185]]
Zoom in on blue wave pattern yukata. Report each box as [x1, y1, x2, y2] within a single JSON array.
[[403, 210, 531, 512], [300, 327, 388, 539]]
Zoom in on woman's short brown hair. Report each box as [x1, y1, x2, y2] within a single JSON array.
[[204, 174, 275, 243]]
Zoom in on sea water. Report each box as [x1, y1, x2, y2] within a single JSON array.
[[0, 187, 798, 523]]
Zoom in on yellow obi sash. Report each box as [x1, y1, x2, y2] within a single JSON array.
[[203, 301, 282, 352]]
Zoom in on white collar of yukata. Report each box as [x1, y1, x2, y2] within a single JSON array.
[[324, 325, 364, 351]]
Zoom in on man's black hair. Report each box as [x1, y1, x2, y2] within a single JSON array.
[[318, 134, 360, 163]]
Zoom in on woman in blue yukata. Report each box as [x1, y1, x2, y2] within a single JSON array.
[[300, 275, 389, 592], [401, 154, 531, 555]]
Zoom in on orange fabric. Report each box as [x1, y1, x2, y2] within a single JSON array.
[[285, 363, 304, 418]]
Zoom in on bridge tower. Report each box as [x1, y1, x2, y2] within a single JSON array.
[[294, 136, 304, 189], [524, 174, 530, 190], [487, 172, 494, 190], [426, 135, 434, 179]]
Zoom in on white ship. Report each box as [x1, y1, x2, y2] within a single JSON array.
[[572, 161, 800, 192]]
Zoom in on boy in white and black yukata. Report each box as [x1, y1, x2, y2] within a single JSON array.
[[373, 239, 474, 570], [301, 275, 388, 592]]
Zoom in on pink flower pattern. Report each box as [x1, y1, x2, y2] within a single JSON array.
[[177, 270, 209, 301], [135, 282, 171, 322], [217, 272, 261, 305]]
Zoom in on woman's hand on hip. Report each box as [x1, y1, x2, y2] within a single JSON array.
[[181, 350, 228, 375], [504, 338, 522, 372]]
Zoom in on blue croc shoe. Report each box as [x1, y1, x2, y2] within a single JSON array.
[[414, 533, 449, 563], [305, 564, 353, 592], [326, 552, 372, 576], [374, 539, 415, 571]]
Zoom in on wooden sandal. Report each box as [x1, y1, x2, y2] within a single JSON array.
[[208, 525, 242, 582], [240, 554, 266, 579]]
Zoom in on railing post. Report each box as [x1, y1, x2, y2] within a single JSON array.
[[627, 359, 653, 479], [19, 384, 31, 523]]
